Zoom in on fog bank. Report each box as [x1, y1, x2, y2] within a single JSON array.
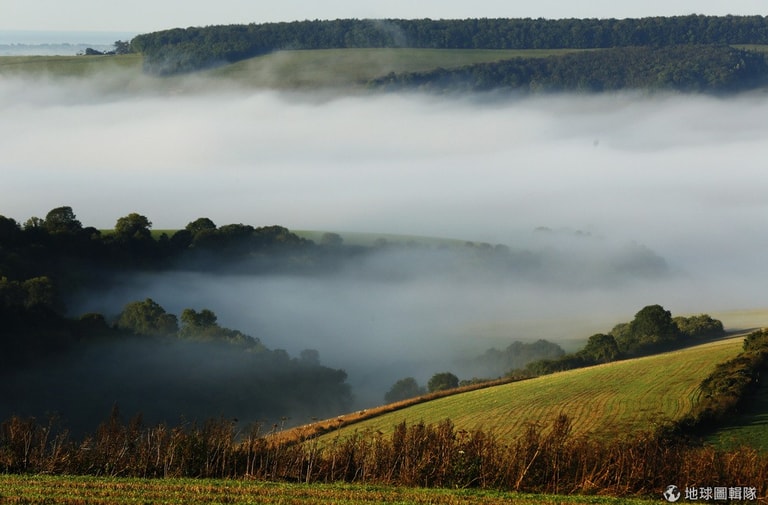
[[3, 75, 768, 405]]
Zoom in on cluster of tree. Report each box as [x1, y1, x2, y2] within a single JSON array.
[[0, 207, 322, 369], [80, 40, 134, 56], [0, 206, 362, 433], [0, 207, 312, 291], [129, 15, 768, 75], [370, 45, 768, 93], [383, 308, 719, 403], [0, 297, 352, 435], [463, 339, 566, 379], [383, 372, 461, 403], [518, 305, 725, 376]]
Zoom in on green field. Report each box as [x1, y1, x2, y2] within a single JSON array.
[[318, 337, 746, 444], [0, 48, 586, 90], [0, 474, 657, 505], [3, 45, 767, 91], [0, 53, 142, 77], [206, 47, 587, 88]]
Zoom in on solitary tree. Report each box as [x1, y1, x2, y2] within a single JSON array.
[[114, 213, 152, 241], [113, 40, 132, 54], [44, 206, 82, 234], [580, 333, 621, 363], [320, 232, 343, 247], [185, 217, 217, 237], [427, 372, 459, 393], [117, 298, 178, 336], [384, 377, 425, 403], [616, 304, 681, 355]]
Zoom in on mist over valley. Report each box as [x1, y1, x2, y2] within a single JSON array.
[[2, 68, 768, 426]]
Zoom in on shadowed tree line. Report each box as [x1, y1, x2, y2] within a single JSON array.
[[517, 305, 725, 377], [370, 45, 768, 94], [0, 207, 357, 433]]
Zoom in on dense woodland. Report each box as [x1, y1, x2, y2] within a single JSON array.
[[370, 45, 768, 93], [127, 15, 768, 93], [0, 207, 351, 434]]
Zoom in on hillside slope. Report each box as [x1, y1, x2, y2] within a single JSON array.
[[317, 336, 745, 444]]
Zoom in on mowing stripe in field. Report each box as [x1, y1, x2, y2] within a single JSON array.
[[320, 337, 745, 443]]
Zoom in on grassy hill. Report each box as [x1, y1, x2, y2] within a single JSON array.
[[0, 48, 582, 90], [205, 47, 585, 88], [313, 336, 746, 444], [4, 45, 768, 93]]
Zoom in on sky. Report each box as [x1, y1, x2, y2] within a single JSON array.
[[0, 0, 766, 34]]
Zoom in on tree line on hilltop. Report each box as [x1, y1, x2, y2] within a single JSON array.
[[0, 207, 353, 434], [383, 305, 726, 403], [126, 16, 768, 93], [129, 15, 768, 75]]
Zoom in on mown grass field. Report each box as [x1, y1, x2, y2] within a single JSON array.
[[317, 337, 746, 444], [0, 474, 657, 505]]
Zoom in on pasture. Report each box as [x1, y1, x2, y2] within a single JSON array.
[[0, 53, 142, 77], [317, 337, 746, 444], [0, 48, 587, 90], [206, 47, 587, 88]]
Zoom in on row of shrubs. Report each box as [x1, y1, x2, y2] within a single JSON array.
[[665, 329, 768, 437], [1, 410, 766, 497]]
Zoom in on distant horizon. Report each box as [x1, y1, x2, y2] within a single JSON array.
[[1, 1, 766, 35], [0, 30, 138, 45]]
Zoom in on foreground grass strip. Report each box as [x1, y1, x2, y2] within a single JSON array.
[[0, 474, 656, 505]]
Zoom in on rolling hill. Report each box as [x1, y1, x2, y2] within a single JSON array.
[[0, 48, 580, 90], [311, 336, 747, 444]]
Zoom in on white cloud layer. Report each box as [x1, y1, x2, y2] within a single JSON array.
[[3, 75, 768, 403]]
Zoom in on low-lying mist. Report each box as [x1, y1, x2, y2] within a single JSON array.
[[3, 70, 768, 408]]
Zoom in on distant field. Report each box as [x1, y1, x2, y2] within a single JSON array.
[[206, 47, 588, 88], [0, 48, 587, 90], [0, 474, 656, 505], [0, 53, 142, 77], [3, 45, 766, 91], [317, 337, 746, 444], [293, 229, 469, 247]]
